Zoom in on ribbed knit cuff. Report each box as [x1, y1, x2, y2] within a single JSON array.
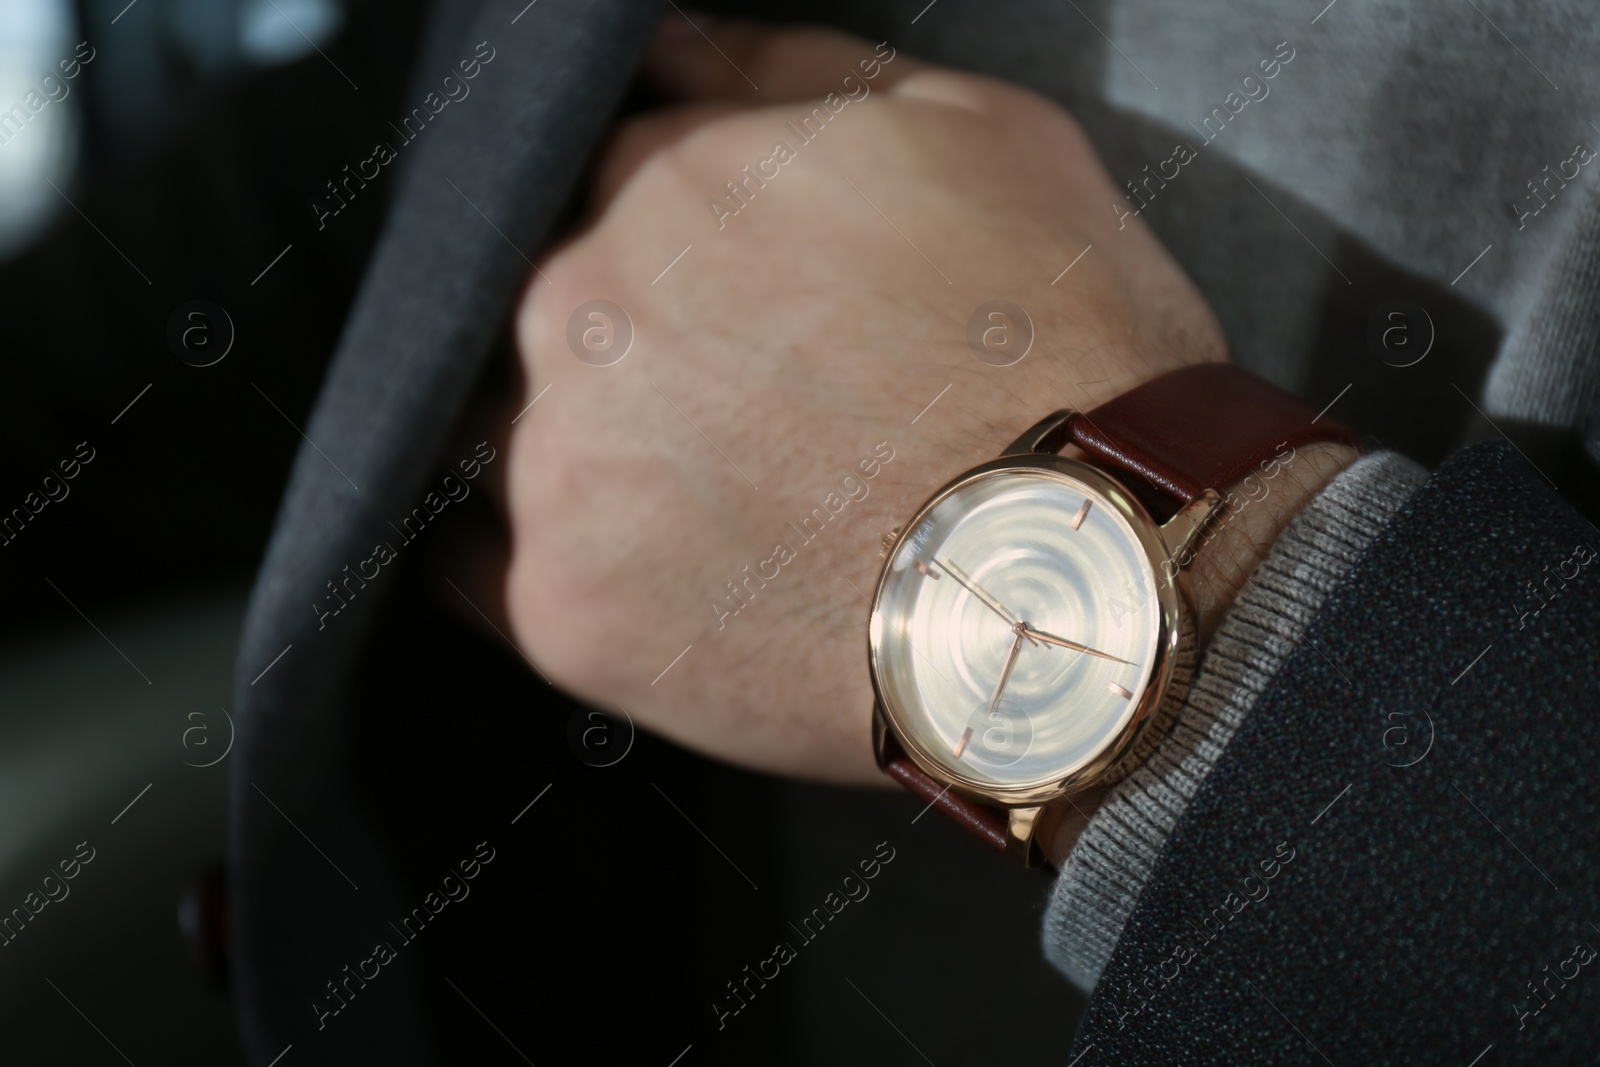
[[1041, 451, 1429, 991]]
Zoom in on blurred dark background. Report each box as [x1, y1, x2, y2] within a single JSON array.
[[0, 2, 1081, 1063]]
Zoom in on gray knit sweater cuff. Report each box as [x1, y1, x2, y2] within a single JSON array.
[[1041, 451, 1429, 991]]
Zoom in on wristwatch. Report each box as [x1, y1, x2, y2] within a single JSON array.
[[867, 363, 1356, 867]]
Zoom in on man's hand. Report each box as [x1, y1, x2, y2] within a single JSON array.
[[491, 18, 1307, 790]]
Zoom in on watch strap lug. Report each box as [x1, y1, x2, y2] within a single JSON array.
[[1159, 489, 1223, 563], [1000, 409, 1075, 456], [1007, 806, 1047, 868], [871, 702, 891, 771]]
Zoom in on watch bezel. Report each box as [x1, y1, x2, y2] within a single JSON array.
[[867, 452, 1189, 808]]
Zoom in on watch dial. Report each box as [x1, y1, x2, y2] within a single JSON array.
[[872, 467, 1164, 789]]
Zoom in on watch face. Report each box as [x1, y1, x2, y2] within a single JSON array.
[[870, 461, 1171, 794]]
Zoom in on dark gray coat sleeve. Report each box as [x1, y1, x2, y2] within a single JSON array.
[[228, 2, 662, 1063], [1068, 442, 1600, 1065]]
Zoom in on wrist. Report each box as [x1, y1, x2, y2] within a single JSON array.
[[1186, 440, 1362, 646], [1035, 439, 1360, 869]]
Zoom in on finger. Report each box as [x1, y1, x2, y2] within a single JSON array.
[[642, 15, 927, 103], [589, 101, 742, 215]]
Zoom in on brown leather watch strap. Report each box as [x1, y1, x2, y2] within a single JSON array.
[[1065, 362, 1357, 506], [881, 733, 1009, 853]]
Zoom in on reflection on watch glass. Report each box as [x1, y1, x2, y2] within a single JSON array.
[[874, 469, 1162, 788]]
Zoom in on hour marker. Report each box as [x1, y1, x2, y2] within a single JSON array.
[[1108, 682, 1133, 699], [953, 727, 973, 758], [1071, 499, 1093, 530], [914, 560, 940, 579]]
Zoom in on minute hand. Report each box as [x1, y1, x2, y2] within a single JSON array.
[[1021, 625, 1135, 665]]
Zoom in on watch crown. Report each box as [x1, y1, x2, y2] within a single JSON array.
[[879, 526, 903, 558]]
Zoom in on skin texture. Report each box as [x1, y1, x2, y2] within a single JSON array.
[[471, 18, 1357, 862]]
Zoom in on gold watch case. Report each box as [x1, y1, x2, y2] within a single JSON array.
[[867, 411, 1218, 853]]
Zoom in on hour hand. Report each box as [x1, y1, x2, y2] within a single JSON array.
[[1021, 624, 1135, 665], [986, 626, 1026, 718]]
